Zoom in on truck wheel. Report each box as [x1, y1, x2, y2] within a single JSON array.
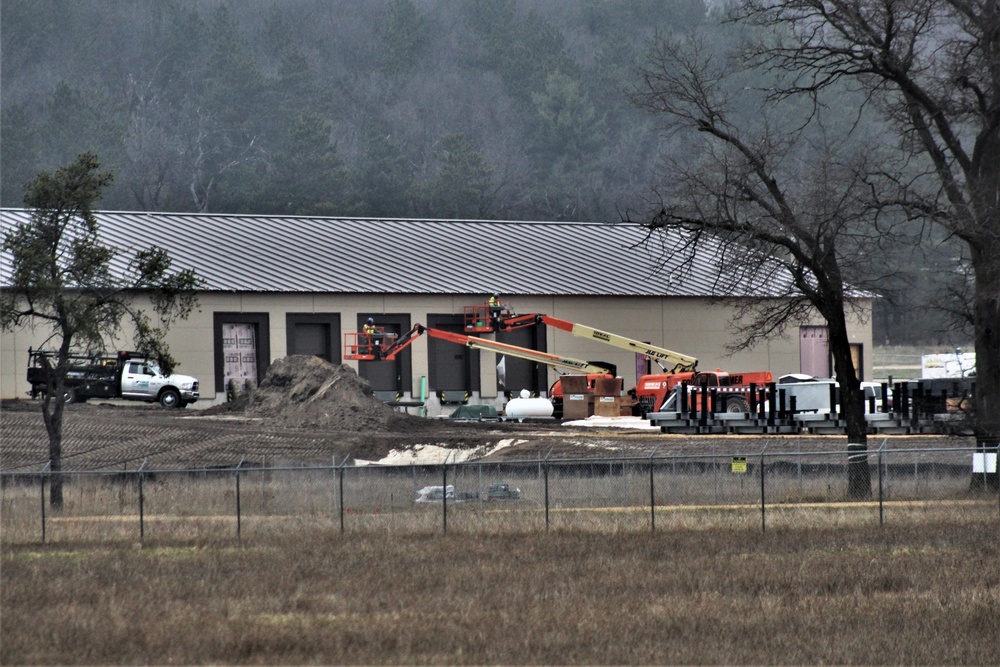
[[159, 388, 182, 408], [64, 388, 79, 404], [724, 396, 749, 413]]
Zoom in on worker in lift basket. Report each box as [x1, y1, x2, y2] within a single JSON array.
[[488, 292, 504, 327], [362, 317, 380, 355]]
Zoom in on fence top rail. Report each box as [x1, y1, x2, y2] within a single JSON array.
[[0, 444, 994, 478], [431, 444, 995, 468]]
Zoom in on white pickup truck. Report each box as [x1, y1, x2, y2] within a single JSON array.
[[27, 349, 200, 408]]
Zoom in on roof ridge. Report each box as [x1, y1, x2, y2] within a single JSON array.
[[1, 208, 635, 227]]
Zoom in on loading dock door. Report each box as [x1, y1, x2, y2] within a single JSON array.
[[497, 325, 545, 396], [357, 315, 411, 398], [294, 324, 328, 359], [800, 326, 830, 377], [428, 315, 475, 394], [287, 314, 341, 364]]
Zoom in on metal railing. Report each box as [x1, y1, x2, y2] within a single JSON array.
[[2, 445, 997, 544]]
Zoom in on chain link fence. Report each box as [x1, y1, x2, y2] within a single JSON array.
[[3, 445, 997, 544]]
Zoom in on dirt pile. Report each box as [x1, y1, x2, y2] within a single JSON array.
[[243, 355, 416, 431]]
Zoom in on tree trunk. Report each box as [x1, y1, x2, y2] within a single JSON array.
[[48, 442, 64, 510], [827, 312, 871, 499], [971, 241, 1000, 490], [41, 396, 65, 510], [39, 357, 68, 511]]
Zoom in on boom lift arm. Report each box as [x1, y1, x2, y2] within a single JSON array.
[[476, 312, 698, 373], [345, 324, 615, 375]]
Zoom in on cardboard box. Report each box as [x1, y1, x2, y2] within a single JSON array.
[[593, 376, 623, 396], [562, 393, 594, 420], [593, 395, 621, 417], [560, 375, 591, 393]]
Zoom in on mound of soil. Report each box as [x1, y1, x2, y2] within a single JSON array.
[[243, 355, 418, 432]]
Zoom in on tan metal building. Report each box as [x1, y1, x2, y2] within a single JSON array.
[[0, 210, 873, 415]]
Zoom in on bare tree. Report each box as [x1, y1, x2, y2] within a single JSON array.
[[631, 35, 914, 497], [183, 110, 261, 213], [735, 0, 1000, 471]]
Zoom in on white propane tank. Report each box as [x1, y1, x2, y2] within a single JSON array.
[[505, 389, 554, 420]]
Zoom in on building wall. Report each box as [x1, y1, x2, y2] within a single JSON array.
[[0, 292, 873, 415]]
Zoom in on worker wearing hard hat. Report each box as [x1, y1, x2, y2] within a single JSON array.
[[488, 292, 504, 328], [362, 317, 379, 355]]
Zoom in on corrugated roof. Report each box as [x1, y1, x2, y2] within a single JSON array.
[[0, 209, 788, 297]]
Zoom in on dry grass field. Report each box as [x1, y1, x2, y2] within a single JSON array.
[[2, 383, 996, 664], [3, 509, 999, 665]]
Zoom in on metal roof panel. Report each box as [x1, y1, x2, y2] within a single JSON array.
[[1, 210, 793, 297]]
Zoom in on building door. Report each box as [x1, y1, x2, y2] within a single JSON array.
[[800, 326, 830, 377], [497, 325, 546, 397], [214, 313, 270, 394], [286, 313, 340, 363], [223, 322, 258, 390], [357, 314, 411, 399], [428, 314, 475, 398], [292, 324, 329, 360]]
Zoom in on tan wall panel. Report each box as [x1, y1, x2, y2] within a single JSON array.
[[1, 292, 873, 410]]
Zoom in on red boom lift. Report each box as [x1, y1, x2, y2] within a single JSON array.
[[348, 306, 772, 418]]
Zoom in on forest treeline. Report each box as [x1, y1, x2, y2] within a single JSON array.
[[0, 0, 965, 345], [1, 0, 710, 221]]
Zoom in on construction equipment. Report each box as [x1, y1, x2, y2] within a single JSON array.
[[464, 309, 697, 373], [349, 309, 771, 419], [634, 369, 774, 415], [345, 324, 615, 375], [466, 309, 777, 415], [343, 326, 399, 360]]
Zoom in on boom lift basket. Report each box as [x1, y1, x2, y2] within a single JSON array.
[[343, 328, 399, 361], [464, 304, 515, 333]]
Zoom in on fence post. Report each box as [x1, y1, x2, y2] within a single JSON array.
[[338, 458, 346, 534], [442, 454, 449, 534], [649, 446, 660, 532], [760, 444, 768, 533], [235, 457, 244, 541], [544, 448, 552, 533], [878, 440, 886, 526], [137, 458, 148, 542]]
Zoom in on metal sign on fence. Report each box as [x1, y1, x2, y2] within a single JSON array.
[[732, 456, 748, 474]]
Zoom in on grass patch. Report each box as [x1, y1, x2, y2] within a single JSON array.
[[3, 514, 999, 665]]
